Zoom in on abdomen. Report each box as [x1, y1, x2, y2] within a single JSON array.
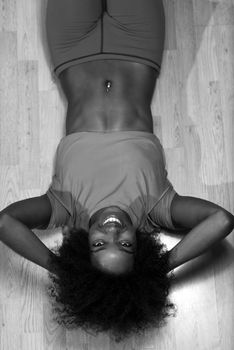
[[59, 60, 158, 134]]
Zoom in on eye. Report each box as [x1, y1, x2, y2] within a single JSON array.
[[121, 241, 132, 248], [93, 241, 104, 247]]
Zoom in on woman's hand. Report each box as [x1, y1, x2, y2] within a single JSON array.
[[62, 225, 72, 241]]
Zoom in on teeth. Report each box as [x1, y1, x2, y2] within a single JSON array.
[[102, 216, 122, 226]]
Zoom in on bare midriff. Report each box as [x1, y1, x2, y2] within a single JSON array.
[[59, 60, 158, 135]]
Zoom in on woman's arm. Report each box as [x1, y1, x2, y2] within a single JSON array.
[[0, 213, 56, 274], [167, 194, 234, 272], [0, 194, 52, 230]]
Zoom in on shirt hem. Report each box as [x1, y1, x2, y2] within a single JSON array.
[[54, 53, 160, 77]]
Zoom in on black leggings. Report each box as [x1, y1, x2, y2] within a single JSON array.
[[46, 0, 165, 77]]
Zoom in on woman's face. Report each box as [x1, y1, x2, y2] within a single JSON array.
[[88, 206, 137, 274]]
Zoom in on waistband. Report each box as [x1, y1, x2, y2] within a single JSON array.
[[64, 129, 154, 137]]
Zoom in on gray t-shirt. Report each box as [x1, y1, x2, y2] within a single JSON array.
[[46, 131, 177, 232]]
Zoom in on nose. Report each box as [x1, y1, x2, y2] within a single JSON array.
[[103, 224, 121, 233]]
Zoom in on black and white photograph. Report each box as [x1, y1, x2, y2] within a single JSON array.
[[0, 0, 234, 349]]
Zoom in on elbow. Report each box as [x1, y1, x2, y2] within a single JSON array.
[[0, 213, 10, 230], [218, 210, 234, 233], [0, 213, 8, 240]]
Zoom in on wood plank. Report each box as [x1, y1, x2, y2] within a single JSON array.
[[0, 32, 18, 165], [0, 0, 233, 348]]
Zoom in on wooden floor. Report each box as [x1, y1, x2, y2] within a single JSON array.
[[0, 0, 234, 349]]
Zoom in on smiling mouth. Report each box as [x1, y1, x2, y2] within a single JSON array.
[[101, 215, 124, 228]]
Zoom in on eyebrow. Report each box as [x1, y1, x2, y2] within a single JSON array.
[[91, 247, 134, 254]]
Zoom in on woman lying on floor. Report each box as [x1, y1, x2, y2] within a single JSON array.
[[0, 0, 233, 342]]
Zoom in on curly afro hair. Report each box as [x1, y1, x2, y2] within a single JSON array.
[[47, 227, 177, 341]]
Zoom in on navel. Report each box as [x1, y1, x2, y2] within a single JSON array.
[[104, 80, 112, 93]]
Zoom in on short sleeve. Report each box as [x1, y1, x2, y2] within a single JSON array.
[[148, 185, 177, 230], [45, 188, 73, 229]]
